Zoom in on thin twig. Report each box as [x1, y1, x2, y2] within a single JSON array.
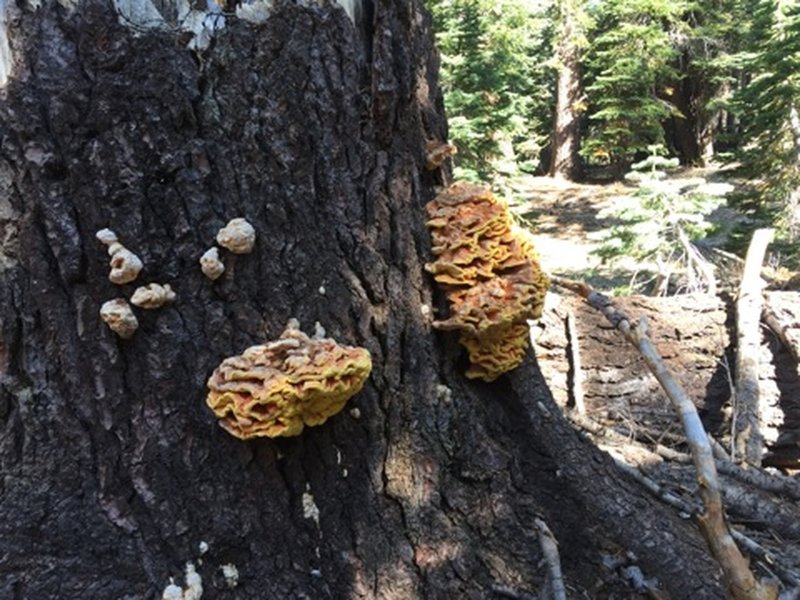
[[566, 311, 586, 415], [718, 354, 738, 461], [678, 227, 717, 295], [491, 584, 537, 600], [614, 459, 699, 515]]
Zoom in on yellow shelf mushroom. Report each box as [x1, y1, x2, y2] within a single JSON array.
[[206, 320, 372, 439], [425, 182, 549, 382]]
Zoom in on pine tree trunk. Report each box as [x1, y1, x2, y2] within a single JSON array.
[[549, 0, 583, 181], [669, 67, 715, 166], [0, 1, 726, 597]]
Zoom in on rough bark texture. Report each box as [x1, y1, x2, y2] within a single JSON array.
[[0, 1, 728, 598]]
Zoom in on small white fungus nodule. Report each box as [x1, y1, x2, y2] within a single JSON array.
[[161, 582, 183, 600], [100, 298, 139, 339], [199, 247, 225, 280], [216, 218, 256, 254], [183, 563, 203, 600], [302, 488, 320, 527], [131, 283, 176, 309], [221, 563, 239, 588], [96, 228, 143, 285]]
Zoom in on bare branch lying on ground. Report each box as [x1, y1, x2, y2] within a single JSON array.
[[566, 311, 586, 415], [616, 458, 800, 591], [762, 300, 800, 364], [734, 228, 774, 466], [533, 517, 567, 600], [570, 407, 800, 590], [552, 275, 779, 600]]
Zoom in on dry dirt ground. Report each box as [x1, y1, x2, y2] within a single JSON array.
[[507, 175, 635, 288]]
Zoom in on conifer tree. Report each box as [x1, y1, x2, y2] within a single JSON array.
[[735, 0, 800, 241]]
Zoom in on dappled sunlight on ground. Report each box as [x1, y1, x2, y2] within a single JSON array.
[[506, 175, 644, 288]]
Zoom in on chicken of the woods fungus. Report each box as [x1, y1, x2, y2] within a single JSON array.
[[96, 228, 143, 285], [425, 182, 549, 381], [216, 218, 256, 254], [130, 283, 176, 309], [199, 247, 225, 280], [206, 319, 372, 439], [100, 298, 139, 339]]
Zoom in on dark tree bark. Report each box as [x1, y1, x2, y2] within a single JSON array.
[[667, 66, 716, 166], [0, 1, 728, 597], [549, 0, 583, 181]]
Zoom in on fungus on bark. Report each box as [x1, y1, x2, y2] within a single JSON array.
[[199, 247, 225, 280], [99, 298, 139, 339], [130, 283, 176, 309], [216, 218, 256, 254], [96, 228, 143, 285], [425, 139, 457, 170], [425, 182, 549, 381], [206, 319, 372, 439]]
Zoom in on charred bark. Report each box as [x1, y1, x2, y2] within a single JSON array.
[[0, 1, 727, 598]]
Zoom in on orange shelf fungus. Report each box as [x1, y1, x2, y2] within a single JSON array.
[[425, 182, 549, 381], [206, 320, 372, 439]]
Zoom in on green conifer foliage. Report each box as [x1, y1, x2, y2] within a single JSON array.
[[427, 0, 553, 181], [735, 0, 800, 242], [582, 0, 687, 169]]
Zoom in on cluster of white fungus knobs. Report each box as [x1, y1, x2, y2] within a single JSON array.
[[96, 228, 143, 285], [97, 218, 255, 338], [96, 228, 176, 338], [199, 218, 256, 280]]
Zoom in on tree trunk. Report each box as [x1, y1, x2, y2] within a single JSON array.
[[549, 0, 583, 181], [0, 1, 727, 597], [668, 67, 715, 167]]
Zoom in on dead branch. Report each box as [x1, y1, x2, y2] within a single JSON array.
[[533, 518, 567, 600], [566, 311, 586, 415], [720, 480, 800, 540], [552, 275, 779, 600], [618, 459, 800, 591], [717, 461, 800, 501], [678, 227, 717, 295], [491, 584, 537, 600], [734, 228, 774, 467], [729, 530, 800, 591], [614, 459, 699, 515], [709, 433, 732, 462], [574, 407, 800, 586], [762, 300, 800, 364]]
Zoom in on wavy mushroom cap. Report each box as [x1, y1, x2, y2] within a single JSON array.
[[425, 182, 549, 382], [206, 322, 372, 439]]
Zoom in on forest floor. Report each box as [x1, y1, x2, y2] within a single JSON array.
[[515, 170, 800, 593], [507, 166, 752, 292], [508, 174, 634, 289]]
